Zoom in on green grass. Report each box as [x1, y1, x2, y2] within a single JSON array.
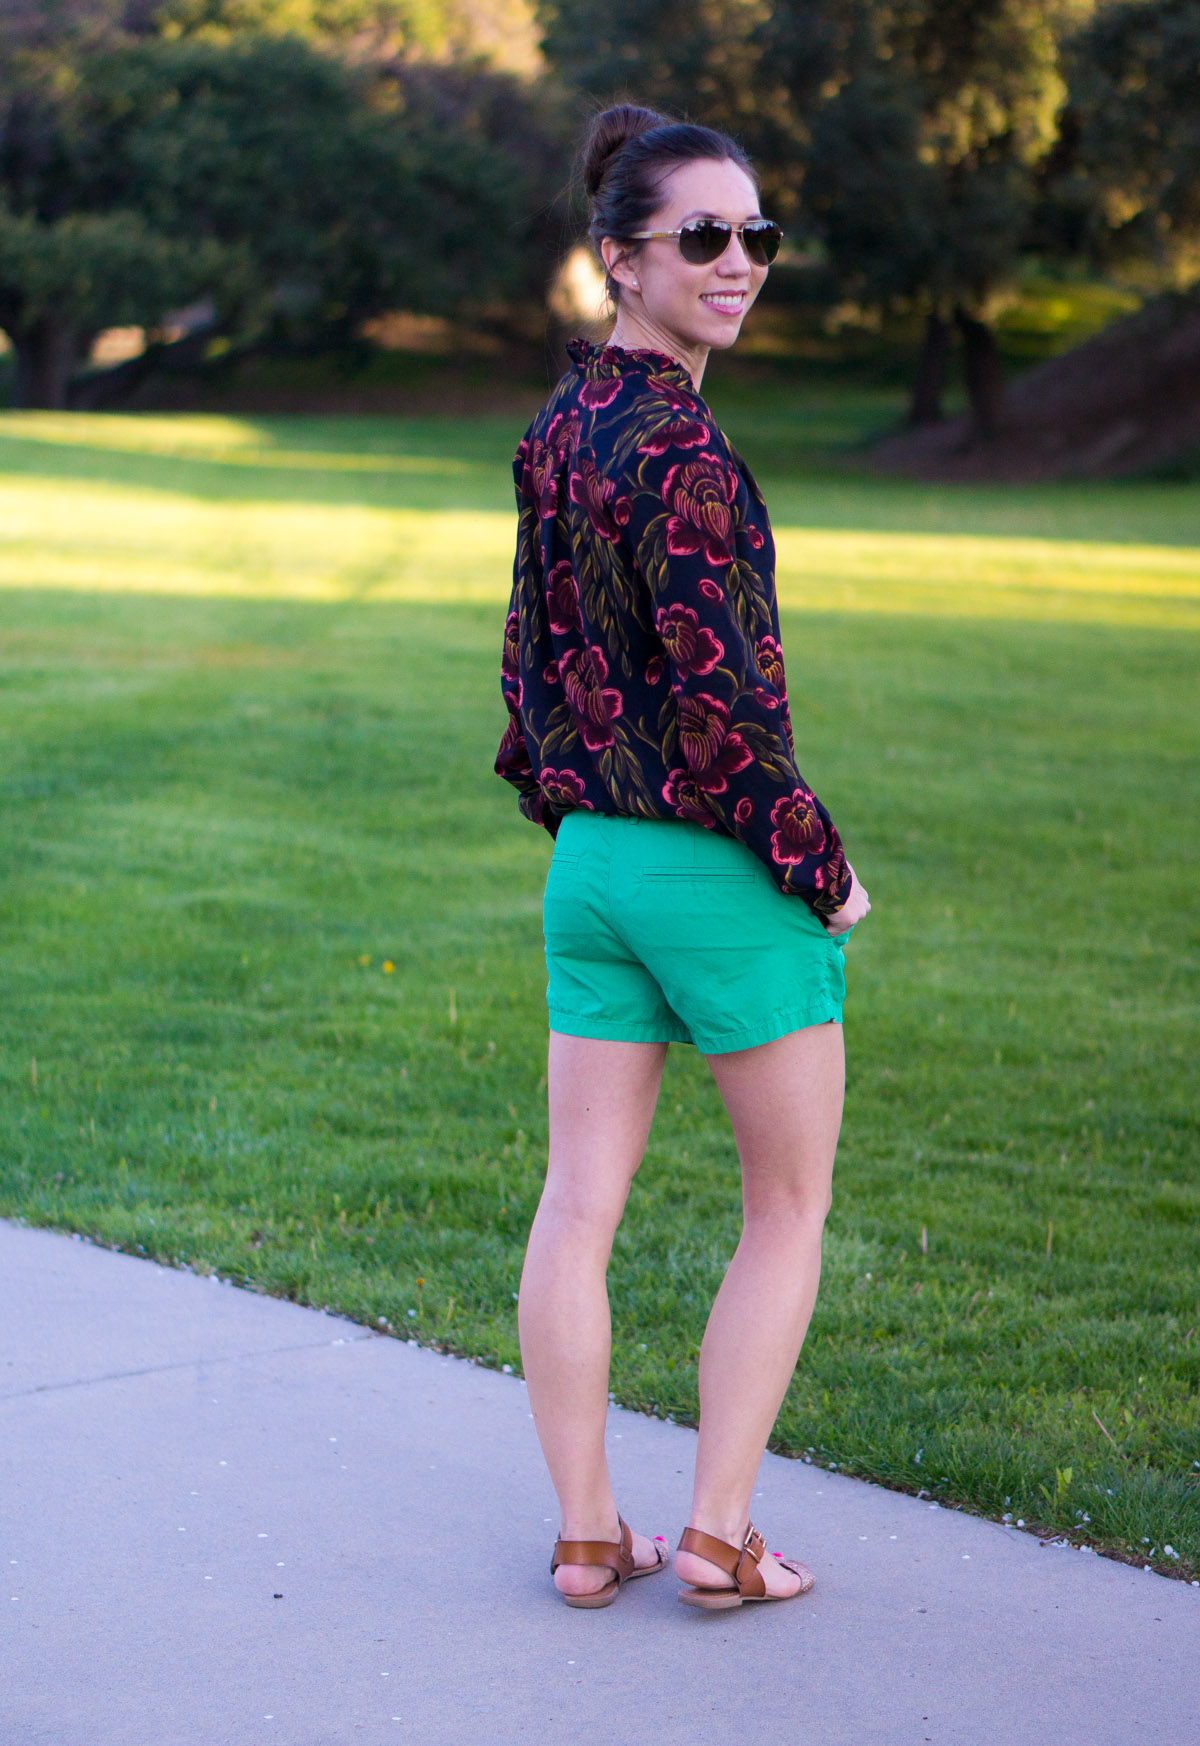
[[1, 383, 1198, 1583]]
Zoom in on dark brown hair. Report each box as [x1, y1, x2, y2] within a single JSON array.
[[581, 104, 758, 301]]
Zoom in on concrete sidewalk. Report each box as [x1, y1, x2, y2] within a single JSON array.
[[2, 1220, 1194, 1746]]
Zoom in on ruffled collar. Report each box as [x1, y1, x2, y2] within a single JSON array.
[[567, 337, 694, 393]]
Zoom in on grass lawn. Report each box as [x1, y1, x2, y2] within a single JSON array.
[[1, 378, 1197, 1581]]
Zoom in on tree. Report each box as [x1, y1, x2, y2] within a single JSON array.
[[535, 0, 816, 216], [151, 0, 543, 74], [804, 1, 1079, 435], [534, 1, 1094, 433], [537, 0, 769, 121], [1055, 0, 1200, 287], [0, 209, 226, 407], [0, 1, 214, 404], [0, 6, 567, 405], [84, 36, 534, 328]]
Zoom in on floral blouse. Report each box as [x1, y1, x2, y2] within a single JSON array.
[[494, 338, 851, 915]]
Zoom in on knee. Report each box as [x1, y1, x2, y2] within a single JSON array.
[[536, 1180, 626, 1245], [744, 1183, 832, 1237]]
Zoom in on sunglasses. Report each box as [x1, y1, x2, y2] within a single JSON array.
[[628, 217, 783, 267]]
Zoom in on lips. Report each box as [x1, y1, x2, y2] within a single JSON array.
[[700, 292, 747, 316]]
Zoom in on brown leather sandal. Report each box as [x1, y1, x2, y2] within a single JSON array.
[[550, 1516, 669, 1610], [676, 1522, 815, 1610]]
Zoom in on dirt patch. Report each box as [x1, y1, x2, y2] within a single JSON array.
[[868, 291, 1200, 481]]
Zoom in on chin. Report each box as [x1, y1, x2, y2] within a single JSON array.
[[690, 300, 752, 349], [699, 317, 746, 350]]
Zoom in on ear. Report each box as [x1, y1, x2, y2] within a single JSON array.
[[600, 236, 641, 296]]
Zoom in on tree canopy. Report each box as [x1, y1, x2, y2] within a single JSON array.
[[1057, 0, 1200, 287], [532, 1, 1097, 430], [5, 0, 1200, 429], [0, 0, 564, 404], [533, 0, 860, 217], [151, 0, 542, 72], [802, 1, 1084, 429]]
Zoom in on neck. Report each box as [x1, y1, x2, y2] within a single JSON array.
[[607, 308, 708, 391]]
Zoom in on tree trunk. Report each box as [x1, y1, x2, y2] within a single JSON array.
[[69, 316, 224, 410], [12, 318, 80, 410], [955, 306, 1005, 441], [907, 311, 950, 426]]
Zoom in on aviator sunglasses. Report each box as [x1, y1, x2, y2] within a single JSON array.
[[628, 216, 783, 267]]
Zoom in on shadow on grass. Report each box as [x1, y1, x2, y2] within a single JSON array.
[[6, 409, 1200, 548]]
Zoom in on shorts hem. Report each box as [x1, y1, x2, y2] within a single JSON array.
[[547, 1009, 692, 1045], [692, 996, 843, 1055]]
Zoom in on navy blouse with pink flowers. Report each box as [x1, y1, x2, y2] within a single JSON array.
[[494, 339, 851, 915]]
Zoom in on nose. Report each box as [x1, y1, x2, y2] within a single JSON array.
[[717, 230, 755, 274], [718, 236, 753, 274]]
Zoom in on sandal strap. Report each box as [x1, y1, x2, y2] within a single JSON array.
[[551, 1515, 634, 1580], [677, 1523, 767, 1597]]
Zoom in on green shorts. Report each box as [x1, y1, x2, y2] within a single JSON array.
[[543, 811, 848, 1054]]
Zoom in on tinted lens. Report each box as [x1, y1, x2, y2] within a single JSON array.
[[677, 221, 732, 265], [677, 219, 783, 266], [742, 220, 782, 265]]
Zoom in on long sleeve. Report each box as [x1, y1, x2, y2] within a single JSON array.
[[618, 430, 851, 913], [494, 577, 552, 832], [495, 450, 557, 832]]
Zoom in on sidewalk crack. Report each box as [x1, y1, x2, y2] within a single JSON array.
[[0, 1330, 377, 1401]]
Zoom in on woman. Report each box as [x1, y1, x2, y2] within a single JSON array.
[[494, 104, 870, 1612]]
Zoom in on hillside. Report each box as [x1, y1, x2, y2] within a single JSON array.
[[870, 290, 1200, 481]]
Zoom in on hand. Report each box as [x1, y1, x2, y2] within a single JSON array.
[[823, 860, 870, 936]]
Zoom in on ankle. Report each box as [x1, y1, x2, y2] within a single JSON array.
[[686, 1505, 752, 1544], [559, 1508, 621, 1544]]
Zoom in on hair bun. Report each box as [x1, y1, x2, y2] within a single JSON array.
[[581, 104, 668, 199]]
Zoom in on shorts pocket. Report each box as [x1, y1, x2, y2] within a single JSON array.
[[638, 867, 756, 882]]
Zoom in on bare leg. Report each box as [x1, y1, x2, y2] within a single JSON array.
[[675, 1021, 844, 1598], [519, 1030, 669, 1597]]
